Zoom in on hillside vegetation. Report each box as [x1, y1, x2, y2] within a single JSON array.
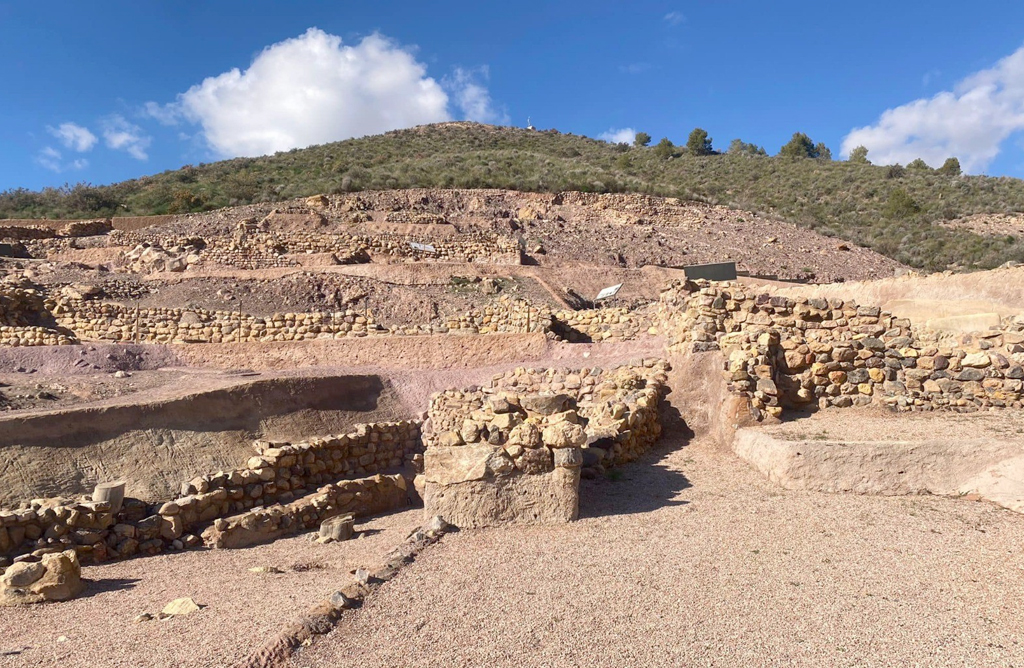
[[4, 122, 1024, 270]]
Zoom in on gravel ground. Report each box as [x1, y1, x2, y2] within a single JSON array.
[[0, 509, 423, 668], [288, 435, 1024, 668]]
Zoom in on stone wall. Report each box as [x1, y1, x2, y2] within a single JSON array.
[[551, 306, 652, 342], [657, 280, 1024, 418], [48, 298, 382, 344], [0, 284, 76, 346], [200, 474, 409, 549], [421, 360, 669, 527], [0, 420, 421, 564], [1, 279, 659, 347], [107, 226, 522, 269], [427, 360, 669, 469], [0, 219, 112, 240]]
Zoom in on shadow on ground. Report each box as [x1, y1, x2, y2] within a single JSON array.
[[579, 433, 693, 519], [80, 577, 140, 599]]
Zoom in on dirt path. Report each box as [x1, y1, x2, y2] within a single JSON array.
[[287, 435, 1024, 668]]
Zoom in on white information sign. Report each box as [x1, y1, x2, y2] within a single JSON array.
[[595, 283, 623, 301], [409, 241, 436, 253]]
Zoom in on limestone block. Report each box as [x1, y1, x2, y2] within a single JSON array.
[[319, 514, 355, 543], [1, 549, 84, 605], [423, 466, 580, 528]]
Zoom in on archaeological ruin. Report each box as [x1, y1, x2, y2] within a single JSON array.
[[2, 188, 1024, 666]]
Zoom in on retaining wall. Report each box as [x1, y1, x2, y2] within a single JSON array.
[[657, 279, 1024, 418], [0, 420, 421, 564]]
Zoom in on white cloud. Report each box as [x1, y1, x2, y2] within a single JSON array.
[[161, 28, 462, 157], [443, 66, 509, 125], [598, 127, 637, 144], [47, 122, 97, 152], [36, 146, 88, 173], [143, 101, 180, 126], [102, 115, 152, 160], [842, 45, 1024, 172], [664, 11, 685, 26]]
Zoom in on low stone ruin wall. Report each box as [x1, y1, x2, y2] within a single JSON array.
[[0, 269, 663, 347], [0, 284, 76, 346], [48, 298, 382, 344], [551, 307, 653, 342], [657, 280, 1024, 418], [5, 292, 658, 346], [106, 226, 522, 269], [0, 420, 421, 565], [0, 219, 112, 241], [422, 360, 669, 526], [382, 297, 552, 336], [201, 474, 409, 549], [1, 285, 50, 328]]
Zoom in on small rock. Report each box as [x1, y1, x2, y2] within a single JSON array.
[[424, 516, 451, 534], [329, 590, 356, 609], [161, 597, 201, 617]]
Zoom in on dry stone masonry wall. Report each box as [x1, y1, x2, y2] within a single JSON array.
[[108, 223, 522, 270], [7, 292, 654, 346], [0, 420, 421, 566], [200, 474, 409, 549], [48, 297, 383, 344], [421, 360, 669, 527], [0, 283, 76, 346], [657, 280, 1024, 418]]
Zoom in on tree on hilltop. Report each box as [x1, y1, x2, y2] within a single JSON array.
[[848, 146, 870, 164], [907, 158, 931, 171], [686, 128, 714, 156], [814, 142, 832, 160], [728, 139, 767, 156], [633, 132, 652, 147], [653, 137, 676, 159], [939, 157, 962, 176], [779, 132, 820, 159]]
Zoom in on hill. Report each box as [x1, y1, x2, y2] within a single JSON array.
[[5, 122, 1024, 270]]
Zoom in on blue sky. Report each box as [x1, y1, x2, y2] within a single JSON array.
[[4, 0, 1024, 191]]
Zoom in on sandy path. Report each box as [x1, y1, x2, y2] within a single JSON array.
[[288, 436, 1024, 668], [0, 509, 423, 668]]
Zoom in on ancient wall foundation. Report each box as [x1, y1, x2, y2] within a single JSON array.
[[0, 420, 421, 564], [421, 360, 669, 526], [657, 279, 1024, 418]]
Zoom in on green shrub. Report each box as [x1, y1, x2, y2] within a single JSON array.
[[848, 146, 870, 164], [940, 157, 962, 176], [883, 188, 921, 220], [653, 137, 676, 159], [687, 128, 713, 156]]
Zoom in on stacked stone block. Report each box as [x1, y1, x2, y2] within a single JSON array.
[[0, 420, 421, 565], [657, 279, 1024, 417]]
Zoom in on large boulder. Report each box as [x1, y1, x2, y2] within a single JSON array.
[[0, 550, 85, 606]]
